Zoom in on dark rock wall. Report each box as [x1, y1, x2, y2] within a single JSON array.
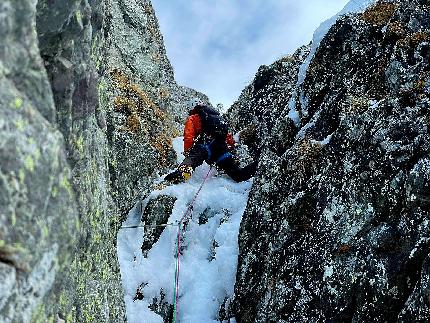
[[0, 0, 202, 321], [226, 45, 310, 157], [231, 0, 430, 322]]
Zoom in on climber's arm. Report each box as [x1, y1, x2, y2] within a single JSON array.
[[183, 116, 197, 152]]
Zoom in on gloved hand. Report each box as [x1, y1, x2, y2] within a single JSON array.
[[178, 165, 193, 181]]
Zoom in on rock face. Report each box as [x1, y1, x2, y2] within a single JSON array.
[[0, 0, 202, 321], [226, 45, 310, 157], [140, 195, 176, 257], [231, 0, 430, 321]]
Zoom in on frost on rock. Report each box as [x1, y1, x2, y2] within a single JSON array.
[[118, 137, 253, 322]]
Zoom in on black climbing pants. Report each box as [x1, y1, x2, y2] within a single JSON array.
[[181, 140, 257, 182]]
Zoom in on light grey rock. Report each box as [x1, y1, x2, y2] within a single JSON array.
[[1, 0, 204, 321]]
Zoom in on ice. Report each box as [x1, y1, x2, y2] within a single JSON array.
[[118, 137, 253, 322]]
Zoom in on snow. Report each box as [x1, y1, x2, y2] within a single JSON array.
[[323, 265, 334, 280], [118, 137, 253, 322], [287, 96, 300, 127], [172, 137, 186, 164], [308, 132, 333, 146]]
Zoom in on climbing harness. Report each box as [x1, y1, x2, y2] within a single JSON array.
[[172, 166, 212, 323]]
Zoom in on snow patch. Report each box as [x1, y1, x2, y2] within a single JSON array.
[[311, 133, 333, 146], [172, 136, 185, 163], [287, 96, 300, 127], [323, 265, 334, 280], [118, 137, 253, 322]]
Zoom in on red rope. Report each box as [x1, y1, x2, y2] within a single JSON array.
[[173, 166, 212, 322]]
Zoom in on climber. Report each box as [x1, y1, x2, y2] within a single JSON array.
[[164, 98, 257, 183]]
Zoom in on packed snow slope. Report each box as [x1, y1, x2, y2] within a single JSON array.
[[118, 137, 253, 322], [227, 0, 430, 321]]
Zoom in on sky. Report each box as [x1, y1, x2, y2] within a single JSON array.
[[152, 0, 349, 109]]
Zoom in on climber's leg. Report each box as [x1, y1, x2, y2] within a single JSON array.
[[217, 157, 257, 182]]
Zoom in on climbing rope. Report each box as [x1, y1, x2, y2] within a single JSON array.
[[173, 166, 213, 323], [120, 223, 178, 229]]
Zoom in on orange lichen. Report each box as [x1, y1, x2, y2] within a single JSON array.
[[361, 2, 399, 26], [111, 69, 178, 164], [298, 138, 323, 161], [338, 244, 351, 254], [288, 138, 325, 185], [151, 134, 173, 167], [279, 55, 294, 64], [159, 87, 169, 99], [386, 21, 406, 38], [124, 114, 141, 133], [344, 95, 370, 115], [415, 79, 426, 92], [144, 3, 153, 15], [114, 96, 135, 113], [398, 32, 429, 48]]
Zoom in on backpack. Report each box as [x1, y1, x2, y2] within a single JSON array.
[[196, 106, 228, 139]]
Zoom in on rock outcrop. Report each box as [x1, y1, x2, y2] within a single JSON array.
[[0, 0, 203, 321], [230, 0, 430, 321]]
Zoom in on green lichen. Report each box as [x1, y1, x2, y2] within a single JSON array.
[[75, 217, 81, 232], [31, 303, 46, 323], [18, 169, 25, 184], [24, 155, 35, 172], [91, 34, 102, 69], [34, 147, 41, 161], [75, 10, 83, 29], [59, 292, 67, 307], [75, 135, 85, 154], [51, 185, 58, 198], [60, 175, 73, 196], [42, 225, 49, 239], [12, 97, 23, 109], [93, 232, 102, 244], [66, 311, 76, 323], [11, 212, 16, 226], [11, 242, 26, 254], [14, 119, 25, 131]]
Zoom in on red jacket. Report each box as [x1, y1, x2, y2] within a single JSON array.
[[183, 114, 235, 152]]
